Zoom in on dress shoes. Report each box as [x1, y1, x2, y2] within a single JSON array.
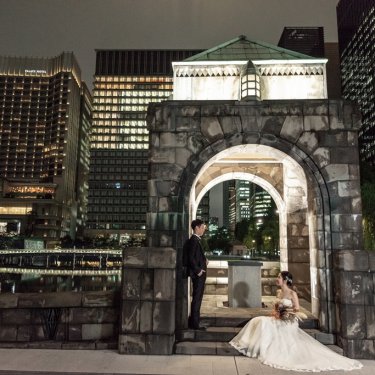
[[196, 326, 206, 331]]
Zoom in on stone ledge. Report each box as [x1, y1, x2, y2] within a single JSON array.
[[0, 340, 118, 350], [123, 247, 176, 269], [0, 290, 118, 309]]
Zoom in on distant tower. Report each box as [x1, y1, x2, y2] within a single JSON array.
[[226, 181, 236, 234], [197, 192, 210, 224], [278, 27, 325, 57], [0, 53, 91, 247], [337, 0, 375, 163], [235, 180, 252, 222], [87, 50, 202, 242], [249, 185, 272, 227]]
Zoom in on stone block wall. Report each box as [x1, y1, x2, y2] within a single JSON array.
[[144, 99, 374, 358], [333, 250, 375, 358], [0, 290, 119, 349], [119, 247, 176, 355]]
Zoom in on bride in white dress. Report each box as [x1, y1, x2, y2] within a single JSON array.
[[229, 271, 363, 372]]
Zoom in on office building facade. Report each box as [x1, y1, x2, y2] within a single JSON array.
[[87, 50, 201, 242], [0, 53, 92, 247], [249, 184, 272, 225], [337, 0, 375, 163], [278, 27, 325, 58], [225, 180, 273, 232]]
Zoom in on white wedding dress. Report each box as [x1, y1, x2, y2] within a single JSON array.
[[229, 298, 363, 372]]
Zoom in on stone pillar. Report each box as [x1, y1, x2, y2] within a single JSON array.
[[333, 250, 375, 359], [286, 209, 311, 300], [119, 247, 176, 355], [228, 261, 263, 308]]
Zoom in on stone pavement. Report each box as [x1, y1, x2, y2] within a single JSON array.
[[0, 349, 374, 375]]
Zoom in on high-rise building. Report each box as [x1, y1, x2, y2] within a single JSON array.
[[221, 180, 237, 234], [337, 0, 375, 163], [324, 42, 342, 99], [0, 53, 92, 247], [196, 193, 210, 225], [75, 83, 93, 238], [87, 50, 201, 242], [223, 179, 273, 233], [278, 27, 342, 99], [236, 180, 252, 222], [249, 185, 272, 226], [278, 27, 325, 58]]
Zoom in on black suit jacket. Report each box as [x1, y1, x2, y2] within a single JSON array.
[[184, 235, 207, 278]]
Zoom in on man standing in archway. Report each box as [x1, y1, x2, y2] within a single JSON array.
[[184, 219, 208, 330]]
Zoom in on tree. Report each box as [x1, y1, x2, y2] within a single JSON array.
[[235, 200, 279, 258], [235, 219, 251, 242], [207, 226, 232, 254], [260, 202, 279, 257], [243, 217, 261, 251]]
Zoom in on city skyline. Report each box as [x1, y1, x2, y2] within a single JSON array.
[[0, 0, 339, 88]]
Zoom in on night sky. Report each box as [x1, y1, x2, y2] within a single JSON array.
[[1, 0, 339, 86], [0, 0, 340, 225]]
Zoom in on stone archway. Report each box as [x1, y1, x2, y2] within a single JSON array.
[[189, 144, 311, 298], [119, 99, 374, 359]]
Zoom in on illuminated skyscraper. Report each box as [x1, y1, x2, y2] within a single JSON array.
[[87, 50, 201, 241], [236, 180, 251, 222], [0, 53, 92, 247], [337, 0, 375, 163], [249, 185, 272, 223]]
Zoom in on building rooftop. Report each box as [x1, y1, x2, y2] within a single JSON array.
[[185, 35, 315, 62]]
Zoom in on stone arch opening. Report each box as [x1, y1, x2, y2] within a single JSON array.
[[175, 136, 333, 329], [186, 143, 321, 310], [193, 171, 286, 262]]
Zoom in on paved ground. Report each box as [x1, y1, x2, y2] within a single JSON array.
[[0, 349, 374, 375], [1, 295, 373, 374]]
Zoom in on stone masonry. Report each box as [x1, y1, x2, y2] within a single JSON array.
[[0, 290, 119, 349], [118, 99, 374, 358], [119, 247, 176, 355]]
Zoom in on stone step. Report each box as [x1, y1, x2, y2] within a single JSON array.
[[176, 324, 323, 343], [175, 328, 335, 355], [175, 341, 240, 355], [176, 326, 241, 342], [204, 284, 228, 295], [0, 340, 118, 350], [199, 315, 319, 329]]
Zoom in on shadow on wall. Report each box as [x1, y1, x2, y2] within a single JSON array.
[[233, 281, 250, 307]]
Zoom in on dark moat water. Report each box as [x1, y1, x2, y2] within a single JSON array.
[[0, 274, 121, 293]]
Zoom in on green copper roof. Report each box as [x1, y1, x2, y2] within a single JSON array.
[[185, 35, 315, 61]]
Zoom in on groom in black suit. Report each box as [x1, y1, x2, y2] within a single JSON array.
[[184, 219, 208, 330]]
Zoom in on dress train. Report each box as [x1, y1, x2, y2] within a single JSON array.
[[229, 300, 363, 372]]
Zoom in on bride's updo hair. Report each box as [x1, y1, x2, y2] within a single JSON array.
[[280, 271, 293, 287]]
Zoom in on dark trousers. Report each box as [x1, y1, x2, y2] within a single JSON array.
[[189, 273, 206, 329]]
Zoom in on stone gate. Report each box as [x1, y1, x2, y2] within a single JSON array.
[[119, 37, 374, 358], [119, 99, 374, 358]]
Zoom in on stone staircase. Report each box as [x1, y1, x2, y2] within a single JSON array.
[[176, 260, 335, 355], [174, 315, 334, 355]]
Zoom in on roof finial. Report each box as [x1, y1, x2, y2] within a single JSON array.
[[239, 35, 247, 40]]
